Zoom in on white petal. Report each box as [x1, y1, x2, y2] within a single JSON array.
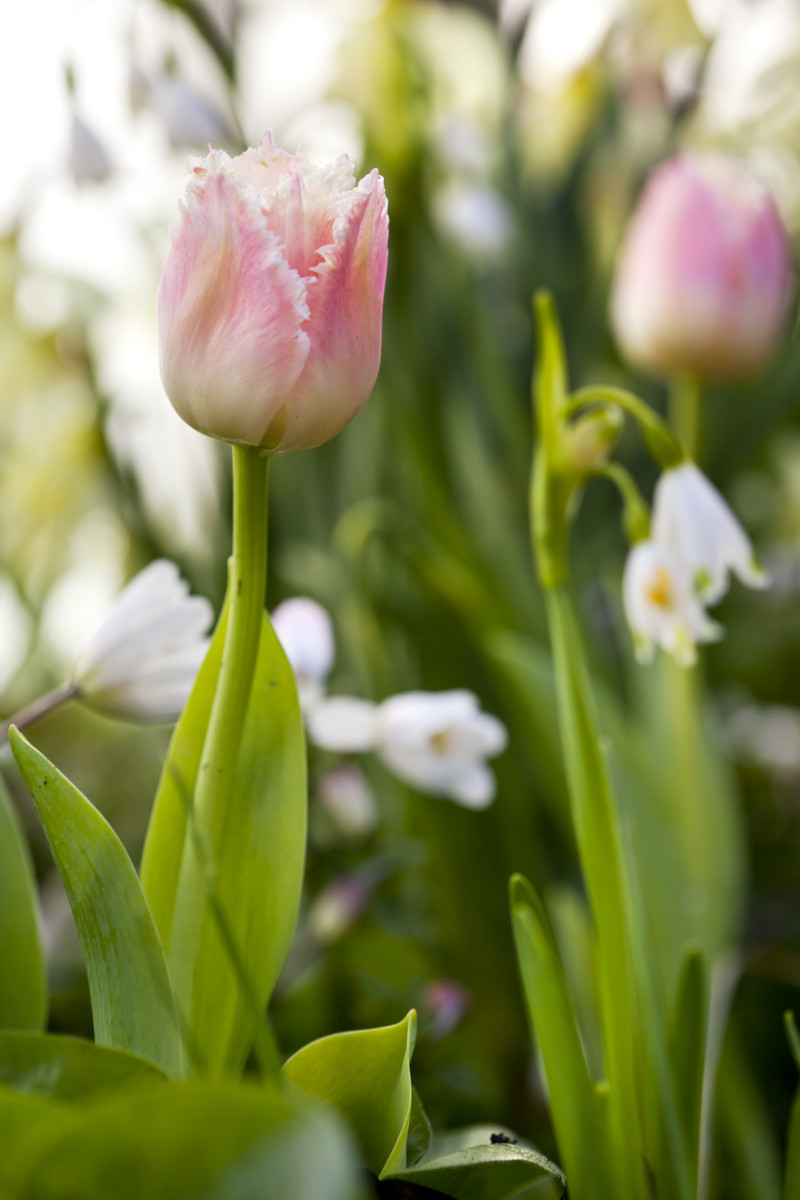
[[653, 463, 767, 602], [377, 690, 480, 745], [271, 597, 335, 686], [70, 559, 213, 720], [623, 539, 721, 668], [306, 696, 378, 752]]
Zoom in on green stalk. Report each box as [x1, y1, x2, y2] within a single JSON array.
[[196, 444, 269, 827], [544, 587, 646, 1200], [168, 444, 269, 1012]]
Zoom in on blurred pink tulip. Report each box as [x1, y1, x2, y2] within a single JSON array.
[[611, 154, 794, 380], [158, 132, 388, 453]]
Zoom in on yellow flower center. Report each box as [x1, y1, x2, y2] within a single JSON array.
[[645, 566, 674, 610]]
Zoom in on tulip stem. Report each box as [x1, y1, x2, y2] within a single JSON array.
[[669, 374, 703, 462], [196, 445, 268, 828]]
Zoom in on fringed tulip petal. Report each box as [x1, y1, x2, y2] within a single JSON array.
[[158, 132, 388, 454], [158, 155, 311, 447]]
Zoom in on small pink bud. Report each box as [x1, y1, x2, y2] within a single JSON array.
[[158, 132, 389, 453], [611, 153, 795, 380], [421, 978, 471, 1041]]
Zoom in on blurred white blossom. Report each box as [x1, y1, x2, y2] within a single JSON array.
[[69, 114, 112, 184], [71, 559, 213, 720], [308, 689, 508, 809], [317, 764, 378, 839], [623, 540, 721, 667], [432, 179, 513, 262], [271, 597, 335, 711], [726, 702, 800, 773], [652, 463, 769, 604]]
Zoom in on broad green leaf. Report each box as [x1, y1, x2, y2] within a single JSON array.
[[9, 728, 183, 1080], [11, 1080, 340, 1200], [283, 1011, 416, 1178], [668, 951, 706, 1178], [0, 1031, 163, 1099], [510, 874, 609, 1200], [0, 773, 46, 1030], [199, 1103, 368, 1200], [407, 1086, 433, 1166], [143, 609, 306, 1077], [0, 1085, 79, 1197], [386, 1138, 564, 1200]]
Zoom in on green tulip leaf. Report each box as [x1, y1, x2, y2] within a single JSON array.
[[0, 1031, 164, 1100], [140, 600, 228, 952], [386, 1130, 565, 1200], [407, 1086, 433, 1167], [9, 1080, 358, 1200], [141, 606, 307, 1077], [9, 728, 183, 1079], [283, 1011, 417, 1178], [0, 1086, 79, 1197], [0, 773, 46, 1031]]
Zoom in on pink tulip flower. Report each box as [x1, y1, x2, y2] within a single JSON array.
[[611, 153, 794, 380], [158, 132, 389, 453]]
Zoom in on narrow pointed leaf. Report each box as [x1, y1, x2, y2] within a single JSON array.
[[9, 728, 183, 1079], [510, 873, 611, 1200], [283, 1012, 416, 1178], [0, 772, 46, 1030], [668, 950, 706, 1177], [784, 1092, 800, 1200]]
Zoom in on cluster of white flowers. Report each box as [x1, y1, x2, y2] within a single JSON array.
[[271, 598, 508, 809], [623, 462, 768, 667]]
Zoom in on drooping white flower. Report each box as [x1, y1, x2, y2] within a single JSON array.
[[271, 597, 335, 710], [70, 560, 213, 721], [652, 462, 769, 604], [307, 689, 508, 809], [623, 540, 722, 668]]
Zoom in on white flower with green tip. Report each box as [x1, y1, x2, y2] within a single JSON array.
[[652, 462, 768, 603], [623, 539, 722, 668]]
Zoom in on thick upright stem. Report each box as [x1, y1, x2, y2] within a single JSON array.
[[195, 444, 269, 830]]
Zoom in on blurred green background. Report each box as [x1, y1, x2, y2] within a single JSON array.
[[3, 0, 800, 1190]]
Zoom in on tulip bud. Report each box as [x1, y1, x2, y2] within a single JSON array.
[[611, 153, 795, 380], [158, 132, 389, 454]]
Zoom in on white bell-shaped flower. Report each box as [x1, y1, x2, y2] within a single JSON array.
[[623, 540, 722, 668], [652, 462, 768, 603], [271, 597, 335, 710], [70, 560, 213, 720], [307, 689, 508, 809]]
